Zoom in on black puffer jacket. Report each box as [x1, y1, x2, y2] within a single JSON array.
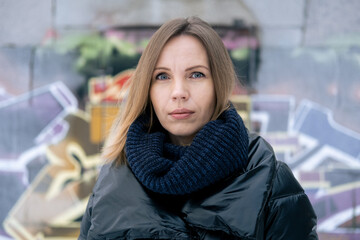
[[79, 134, 318, 239]]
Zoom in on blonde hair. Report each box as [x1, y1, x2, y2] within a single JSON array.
[[102, 16, 237, 165]]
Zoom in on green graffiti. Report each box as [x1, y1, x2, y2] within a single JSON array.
[[230, 48, 249, 61]]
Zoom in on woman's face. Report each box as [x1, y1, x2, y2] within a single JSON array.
[[150, 35, 216, 146]]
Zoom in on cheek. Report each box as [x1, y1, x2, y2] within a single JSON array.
[[200, 84, 216, 116], [205, 93, 216, 119], [150, 86, 163, 114], [149, 86, 155, 106]]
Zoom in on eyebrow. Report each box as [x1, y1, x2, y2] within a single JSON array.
[[153, 65, 210, 71], [186, 65, 210, 71], [153, 67, 170, 71]]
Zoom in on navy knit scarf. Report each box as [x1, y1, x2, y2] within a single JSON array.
[[125, 106, 249, 195]]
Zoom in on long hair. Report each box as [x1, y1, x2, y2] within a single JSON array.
[[102, 16, 237, 165]]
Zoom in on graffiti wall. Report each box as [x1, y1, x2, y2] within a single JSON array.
[[251, 96, 360, 240], [0, 26, 359, 240], [0, 26, 257, 239], [0, 82, 100, 239]]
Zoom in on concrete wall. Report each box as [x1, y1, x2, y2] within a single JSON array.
[[0, 1, 360, 239], [1, 0, 359, 131]]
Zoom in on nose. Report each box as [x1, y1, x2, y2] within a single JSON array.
[[171, 78, 189, 101]]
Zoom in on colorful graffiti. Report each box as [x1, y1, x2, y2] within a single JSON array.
[[0, 26, 359, 240], [0, 82, 101, 239], [252, 96, 360, 240], [0, 26, 258, 239], [1, 84, 359, 239]]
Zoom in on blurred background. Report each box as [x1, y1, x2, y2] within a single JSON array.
[[0, 0, 359, 239]]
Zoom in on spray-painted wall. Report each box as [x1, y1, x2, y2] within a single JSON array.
[[0, 1, 359, 240]]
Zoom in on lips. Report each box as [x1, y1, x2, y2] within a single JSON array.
[[169, 108, 194, 120]]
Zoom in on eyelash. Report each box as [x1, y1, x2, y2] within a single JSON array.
[[154, 72, 205, 80], [190, 72, 205, 79], [155, 73, 169, 80]]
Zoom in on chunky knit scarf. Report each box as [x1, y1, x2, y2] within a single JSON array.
[[125, 106, 249, 195]]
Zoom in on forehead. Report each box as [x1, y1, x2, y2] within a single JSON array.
[[156, 35, 209, 66]]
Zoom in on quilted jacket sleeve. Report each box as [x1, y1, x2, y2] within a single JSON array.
[[78, 193, 94, 240], [265, 162, 318, 240]]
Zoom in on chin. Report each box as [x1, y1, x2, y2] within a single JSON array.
[[169, 130, 195, 137], [168, 127, 199, 138]]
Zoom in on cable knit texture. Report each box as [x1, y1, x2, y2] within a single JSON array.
[[125, 107, 249, 195]]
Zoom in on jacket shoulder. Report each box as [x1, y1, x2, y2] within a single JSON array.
[[248, 134, 318, 239], [265, 159, 318, 239], [248, 133, 308, 198], [270, 161, 304, 199], [80, 163, 190, 239], [247, 133, 277, 170]]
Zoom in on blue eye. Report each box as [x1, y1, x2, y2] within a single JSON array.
[[155, 73, 169, 80], [190, 72, 205, 78]]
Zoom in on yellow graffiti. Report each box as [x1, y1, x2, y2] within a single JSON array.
[[4, 111, 100, 240]]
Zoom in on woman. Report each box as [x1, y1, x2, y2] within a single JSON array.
[[79, 17, 318, 239]]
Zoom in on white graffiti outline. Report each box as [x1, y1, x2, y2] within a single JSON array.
[[318, 205, 360, 233]]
